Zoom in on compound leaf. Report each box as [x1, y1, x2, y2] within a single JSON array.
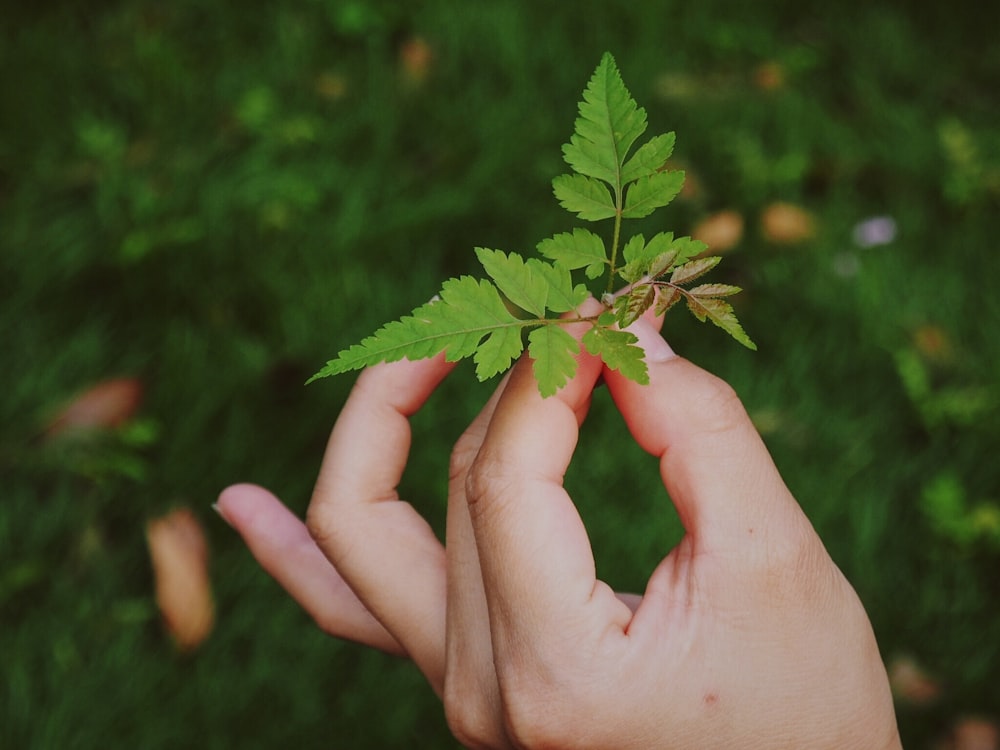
[[552, 173, 617, 221], [528, 325, 581, 397], [315, 52, 755, 397], [684, 296, 757, 350], [621, 170, 685, 219], [537, 228, 608, 279], [583, 326, 648, 384], [562, 52, 647, 189]]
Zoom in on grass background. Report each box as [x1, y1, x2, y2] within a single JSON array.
[[2, 0, 999, 747]]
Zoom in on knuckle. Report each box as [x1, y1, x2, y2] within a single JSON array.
[[304, 502, 335, 547], [500, 692, 569, 750], [496, 668, 591, 750], [304, 498, 355, 561], [463, 456, 518, 524], [684, 370, 748, 435], [442, 682, 500, 750], [751, 523, 833, 605], [448, 429, 483, 485]]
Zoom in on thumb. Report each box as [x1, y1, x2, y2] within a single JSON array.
[[603, 317, 801, 547]]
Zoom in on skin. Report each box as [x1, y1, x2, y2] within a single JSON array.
[[216, 301, 902, 749]]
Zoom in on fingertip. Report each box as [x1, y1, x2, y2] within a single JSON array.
[[625, 314, 676, 364], [604, 342, 796, 543], [355, 352, 457, 416], [215, 482, 263, 522], [214, 483, 297, 541]]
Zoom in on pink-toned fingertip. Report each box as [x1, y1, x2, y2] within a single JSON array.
[[213, 483, 260, 527], [627, 316, 676, 363]]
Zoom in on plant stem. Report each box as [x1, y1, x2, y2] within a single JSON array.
[[606, 194, 623, 296]]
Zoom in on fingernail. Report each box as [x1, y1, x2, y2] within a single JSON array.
[[211, 501, 232, 527], [627, 316, 676, 363]]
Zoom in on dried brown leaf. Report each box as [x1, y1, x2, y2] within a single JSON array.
[[146, 507, 214, 652], [670, 256, 722, 286], [949, 717, 1000, 750], [399, 37, 433, 84], [761, 202, 816, 244], [655, 286, 683, 316], [45, 378, 143, 439], [913, 324, 955, 364], [688, 283, 742, 298], [753, 62, 786, 91], [888, 653, 942, 706], [691, 210, 744, 253]]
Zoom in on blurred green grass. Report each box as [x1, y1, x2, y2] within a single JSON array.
[[2, 0, 999, 747]]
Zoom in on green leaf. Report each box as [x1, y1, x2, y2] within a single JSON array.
[[583, 326, 648, 384], [529, 259, 589, 313], [621, 233, 648, 264], [315, 52, 755, 398], [597, 310, 617, 327], [621, 170, 685, 219], [308, 276, 525, 382], [537, 228, 608, 279], [474, 325, 525, 381], [562, 52, 647, 188], [671, 256, 722, 285], [620, 132, 676, 185], [528, 325, 581, 397], [552, 173, 617, 221], [688, 283, 742, 298], [613, 283, 655, 328], [475, 248, 549, 317], [618, 234, 648, 283], [684, 296, 757, 350]]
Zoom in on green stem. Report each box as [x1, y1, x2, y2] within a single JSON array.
[[606, 193, 623, 296]]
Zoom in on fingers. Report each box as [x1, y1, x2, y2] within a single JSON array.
[[306, 354, 455, 694], [442, 373, 511, 745], [464, 311, 633, 653], [216, 483, 403, 654], [603, 316, 804, 548]]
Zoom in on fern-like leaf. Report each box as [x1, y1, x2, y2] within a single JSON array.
[[562, 51, 648, 189], [308, 276, 527, 383], [311, 52, 756, 396]]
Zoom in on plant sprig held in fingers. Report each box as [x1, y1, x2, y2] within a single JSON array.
[[309, 52, 755, 397]]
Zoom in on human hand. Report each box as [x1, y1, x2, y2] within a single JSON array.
[[217, 304, 901, 749]]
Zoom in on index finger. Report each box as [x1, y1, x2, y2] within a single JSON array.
[[306, 354, 456, 692]]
